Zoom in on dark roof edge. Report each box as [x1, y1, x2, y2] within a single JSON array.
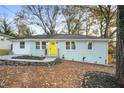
[[0, 33, 13, 38]]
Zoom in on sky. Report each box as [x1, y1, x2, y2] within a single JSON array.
[[0, 5, 21, 18], [0, 5, 42, 34]]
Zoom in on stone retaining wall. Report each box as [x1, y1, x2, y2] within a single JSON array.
[[0, 58, 62, 66]]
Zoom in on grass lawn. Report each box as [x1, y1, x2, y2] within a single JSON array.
[[0, 60, 115, 88]]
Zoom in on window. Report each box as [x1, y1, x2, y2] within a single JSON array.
[[66, 41, 76, 50], [88, 42, 92, 50], [42, 41, 46, 49], [20, 42, 25, 49], [71, 41, 76, 49], [36, 42, 40, 49], [66, 42, 70, 49]]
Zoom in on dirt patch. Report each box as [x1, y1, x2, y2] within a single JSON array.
[[0, 61, 115, 88]]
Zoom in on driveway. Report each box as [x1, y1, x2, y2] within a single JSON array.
[[0, 55, 21, 60]]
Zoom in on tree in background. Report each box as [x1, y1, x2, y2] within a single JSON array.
[[91, 5, 116, 38], [61, 6, 94, 35], [24, 5, 60, 35], [61, 5, 116, 37], [0, 16, 15, 37], [116, 5, 124, 86], [22, 5, 117, 37], [90, 5, 117, 56], [14, 11, 34, 37], [61, 6, 84, 34]]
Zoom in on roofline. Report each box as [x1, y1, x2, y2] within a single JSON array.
[[10, 38, 110, 42], [0, 33, 13, 38]]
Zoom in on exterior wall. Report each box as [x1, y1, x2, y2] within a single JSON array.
[[12, 41, 45, 56], [12, 41, 31, 55], [30, 41, 45, 57], [0, 36, 11, 49], [57, 40, 108, 64], [12, 40, 108, 64]]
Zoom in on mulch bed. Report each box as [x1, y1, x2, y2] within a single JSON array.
[[12, 55, 45, 60], [82, 71, 120, 88]]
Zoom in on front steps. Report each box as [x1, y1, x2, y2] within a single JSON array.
[[45, 55, 58, 58]]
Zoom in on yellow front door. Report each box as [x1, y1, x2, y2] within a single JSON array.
[[49, 41, 56, 55]]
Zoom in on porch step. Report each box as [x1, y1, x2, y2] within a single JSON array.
[[46, 55, 58, 58]]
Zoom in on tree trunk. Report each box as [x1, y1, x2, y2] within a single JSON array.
[[104, 20, 109, 38], [116, 5, 124, 86]]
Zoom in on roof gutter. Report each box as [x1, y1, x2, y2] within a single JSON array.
[[10, 38, 111, 42]]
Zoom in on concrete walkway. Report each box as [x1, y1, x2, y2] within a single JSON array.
[[0, 55, 57, 63], [0, 55, 21, 60]]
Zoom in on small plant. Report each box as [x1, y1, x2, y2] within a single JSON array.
[[57, 57, 62, 63], [49, 57, 62, 66], [51, 61, 55, 65], [0, 49, 10, 56]]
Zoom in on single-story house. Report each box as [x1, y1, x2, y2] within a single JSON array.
[[0, 33, 13, 55], [10, 34, 109, 64], [0, 33, 12, 49], [0, 33, 13, 50]]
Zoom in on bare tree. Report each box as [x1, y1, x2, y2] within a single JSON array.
[[99, 5, 116, 38], [61, 6, 85, 35], [14, 11, 34, 37], [91, 5, 116, 38], [24, 5, 60, 35], [61, 6, 100, 35]]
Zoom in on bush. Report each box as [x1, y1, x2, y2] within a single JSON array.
[[49, 57, 62, 66], [54, 57, 62, 64], [0, 49, 10, 56], [57, 57, 62, 63]]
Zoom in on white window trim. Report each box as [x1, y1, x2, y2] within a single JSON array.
[[66, 41, 70, 50], [66, 41, 76, 50], [20, 41, 25, 49], [71, 41, 76, 50], [42, 41, 46, 49], [36, 42, 40, 49], [87, 41, 93, 51]]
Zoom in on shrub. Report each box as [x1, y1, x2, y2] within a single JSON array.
[[49, 57, 62, 66], [0, 49, 10, 56], [57, 57, 62, 63], [54, 57, 62, 64]]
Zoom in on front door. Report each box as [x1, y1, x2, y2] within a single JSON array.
[[49, 41, 56, 55]]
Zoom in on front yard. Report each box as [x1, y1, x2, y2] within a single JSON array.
[[0, 61, 115, 88]]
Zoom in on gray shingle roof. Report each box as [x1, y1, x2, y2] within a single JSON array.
[[22, 34, 106, 39]]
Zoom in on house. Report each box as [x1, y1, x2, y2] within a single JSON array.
[[0, 33, 12, 49], [0, 33, 13, 55], [10, 34, 109, 64]]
